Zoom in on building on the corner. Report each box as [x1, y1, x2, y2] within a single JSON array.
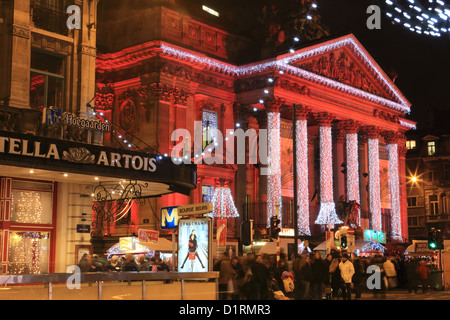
[[405, 108, 450, 240], [95, 0, 416, 253], [0, 0, 196, 274]]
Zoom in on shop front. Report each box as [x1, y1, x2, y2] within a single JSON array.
[[0, 129, 196, 274]]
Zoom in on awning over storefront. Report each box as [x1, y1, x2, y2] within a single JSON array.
[[0, 130, 197, 196]]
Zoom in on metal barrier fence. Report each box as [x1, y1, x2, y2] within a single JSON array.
[[0, 271, 219, 300]]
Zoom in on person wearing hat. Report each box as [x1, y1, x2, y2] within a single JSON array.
[[105, 255, 122, 272], [339, 253, 355, 300]]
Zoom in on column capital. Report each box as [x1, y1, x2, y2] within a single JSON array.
[[265, 97, 286, 113], [361, 126, 381, 139], [382, 131, 403, 144], [315, 112, 336, 127], [342, 120, 361, 134], [293, 104, 311, 120]]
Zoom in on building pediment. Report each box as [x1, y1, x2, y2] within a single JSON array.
[[276, 34, 411, 114]]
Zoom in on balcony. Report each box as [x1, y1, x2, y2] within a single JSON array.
[[31, 0, 71, 36], [0, 104, 99, 145], [426, 213, 450, 223]]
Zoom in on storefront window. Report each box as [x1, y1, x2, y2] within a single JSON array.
[[10, 190, 53, 224], [8, 231, 50, 274]]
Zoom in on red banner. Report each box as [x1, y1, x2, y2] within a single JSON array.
[[138, 229, 159, 243]]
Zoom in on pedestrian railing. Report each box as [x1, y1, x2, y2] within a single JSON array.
[[0, 271, 219, 300]]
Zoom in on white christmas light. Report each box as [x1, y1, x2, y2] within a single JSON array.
[[388, 143, 402, 240], [209, 187, 240, 218], [368, 138, 382, 231], [384, 0, 450, 38], [296, 119, 310, 235], [315, 126, 343, 225], [161, 38, 411, 113], [267, 111, 282, 227], [346, 133, 361, 226]]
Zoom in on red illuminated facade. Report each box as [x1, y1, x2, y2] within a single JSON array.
[[95, 0, 416, 245]]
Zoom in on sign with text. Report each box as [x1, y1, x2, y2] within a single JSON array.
[[76, 224, 91, 233], [363, 229, 386, 244], [138, 229, 159, 243], [0, 130, 196, 196], [161, 206, 180, 229], [177, 202, 213, 216]]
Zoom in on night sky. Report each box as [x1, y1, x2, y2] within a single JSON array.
[[199, 0, 450, 128]]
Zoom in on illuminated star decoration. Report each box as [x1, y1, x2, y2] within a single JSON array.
[[384, 0, 450, 38]]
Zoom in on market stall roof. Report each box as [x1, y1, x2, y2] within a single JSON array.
[[140, 237, 176, 252], [314, 240, 385, 253], [106, 241, 152, 257], [405, 240, 438, 256]]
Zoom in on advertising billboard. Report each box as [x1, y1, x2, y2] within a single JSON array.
[[178, 218, 211, 272]]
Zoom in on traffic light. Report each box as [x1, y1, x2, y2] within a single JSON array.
[[428, 225, 444, 250], [340, 234, 348, 249], [240, 220, 252, 246], [270, 215, 281, 240]]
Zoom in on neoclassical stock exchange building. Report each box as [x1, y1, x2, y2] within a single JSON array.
[[0, 0, 415, 274]]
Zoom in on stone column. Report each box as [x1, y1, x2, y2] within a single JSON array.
[[344, 120, 361, 226], [314, 112, 343, 225], [362, 126, 382, 231], [9, 0, 31, 108], [383, 131, 403, 241], [294, 105, 311, 236], [266, 98, 284, 227]]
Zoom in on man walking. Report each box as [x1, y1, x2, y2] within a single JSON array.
[[339, 254, 355, 300]]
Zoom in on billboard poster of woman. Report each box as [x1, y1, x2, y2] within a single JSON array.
[[178, 218, 210, 272]]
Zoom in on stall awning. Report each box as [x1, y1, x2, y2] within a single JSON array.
[[314, 240, 385, 253], [140, 237, 176, 252], [405, 240, 436, 256]]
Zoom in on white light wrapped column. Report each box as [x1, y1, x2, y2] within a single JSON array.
[[388, 143, 401, 240], [267, 105, 282, 227], [315, 114, 343, 225], [296, 118, 310, 235], [382, 131, 403, 241], [346, 132, 361, 226], [368, 137, 382, 231]]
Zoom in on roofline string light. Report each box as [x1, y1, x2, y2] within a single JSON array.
[[160, 37, 411, 114], [384, 0, 450, 37]]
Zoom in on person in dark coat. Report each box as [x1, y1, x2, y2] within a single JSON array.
[[329, 255, 342, 300], [122, 253, 138, 271], [406, 258, 419, 293], [299, 254, 314, 299], [78, 253, 92, 272], [311, 251, 327, 300], [352, 257, 364, 300], [247, 254, 270, 300], [91, 255, 104, 272]]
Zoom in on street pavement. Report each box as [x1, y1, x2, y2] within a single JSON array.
[[360, 288, 450, 300]]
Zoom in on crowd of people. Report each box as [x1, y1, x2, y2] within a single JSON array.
[[214, 249, 441, 300], [77, 253, 170, 272]]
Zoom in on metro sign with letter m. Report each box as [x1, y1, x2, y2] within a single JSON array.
[[161, 206, 180, 229]]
